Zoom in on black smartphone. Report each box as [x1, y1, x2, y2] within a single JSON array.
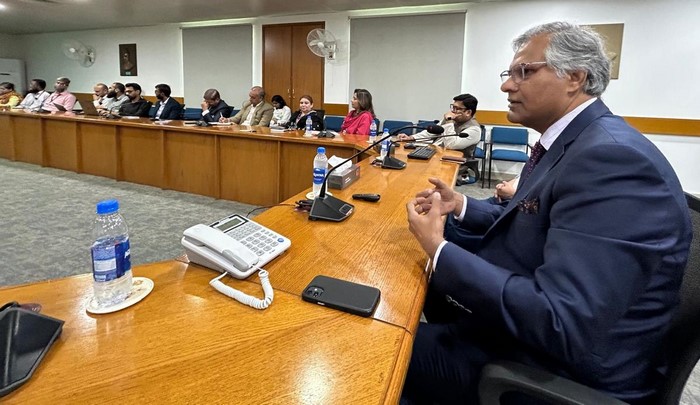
[[302, 275, 380, 317], [404, 142, 418, 149]]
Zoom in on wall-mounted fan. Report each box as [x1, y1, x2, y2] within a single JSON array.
[[61, 40, 96, 67], [307, 29, 337, 60]]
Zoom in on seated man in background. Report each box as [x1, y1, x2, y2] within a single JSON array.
[[98, 82, 129, 115], [114, 83, 152, 117], [403, 21, 692, 404], [399, 93, 481, 184], [41, 77, 77, 112], [92, 83, 109, 107], [152, 83, 183, 120], [223, 86, 273, 127], [200, 89, 231, 123], [16, 79, 49, 111]]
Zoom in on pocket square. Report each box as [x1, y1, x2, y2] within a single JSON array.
[[517, 198, 539, 214]]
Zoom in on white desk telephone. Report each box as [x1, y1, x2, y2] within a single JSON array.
[[181, 214, 291, 309], [181, 214, 291, 279]]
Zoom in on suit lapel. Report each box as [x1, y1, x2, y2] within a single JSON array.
[[484, 99, 612, 236]]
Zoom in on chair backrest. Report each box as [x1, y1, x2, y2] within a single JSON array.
[[491, 126, 529, 145], [658, 192, 700, 404], [324, 115, 344, 131], [416, 120, 439, 135], [382, 119, 413, 134], [182, 107, 203, 120], [222, 106, 234, 118], [314, 109, 325, 121]]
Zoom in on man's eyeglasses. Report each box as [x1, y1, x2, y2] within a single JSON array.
[[500, 61, 548, 84], [449, 104, 468, 113]]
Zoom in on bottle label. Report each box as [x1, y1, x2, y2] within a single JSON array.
[[92, 239, 131, 282], [313, 167, 326, 185]]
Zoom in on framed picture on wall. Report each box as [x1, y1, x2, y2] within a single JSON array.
[[119, 43, 138, 76], [584, 24, 624, 79]]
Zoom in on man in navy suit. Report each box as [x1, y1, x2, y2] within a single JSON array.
[[402, 22, 692, 404], [153, 83, 182, 120]]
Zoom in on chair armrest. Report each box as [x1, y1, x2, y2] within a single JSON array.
[[478, 361, 628, 405]]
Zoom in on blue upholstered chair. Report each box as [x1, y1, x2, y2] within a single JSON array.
[[324, 115, 344, 131], [474, 125, 488, 188], [182, 107, 203, 120], [486, 127, 530, 188], [382, 120, 413, 135]]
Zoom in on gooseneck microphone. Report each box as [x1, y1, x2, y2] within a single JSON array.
[[309, 124, 444, 222]]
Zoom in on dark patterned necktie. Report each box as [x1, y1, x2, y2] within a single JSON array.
[[519, 141, 546, 185]]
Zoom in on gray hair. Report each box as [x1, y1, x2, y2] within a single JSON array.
[[513, 21, 611, 97], [251, 86, 265, 98]]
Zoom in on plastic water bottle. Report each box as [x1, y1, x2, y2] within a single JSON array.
[[369, 120, 377, 143], [91, 199, 132, 307], [305, 115, 313, 136], [312, 147, 328, 198], [380, 128, 390, 160]]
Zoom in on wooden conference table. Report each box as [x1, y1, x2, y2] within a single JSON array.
[[0, 139, 460, 404], [0, 109, 367, 206]]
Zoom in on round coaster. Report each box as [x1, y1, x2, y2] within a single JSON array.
[[305, 191, 332, 200], [86, 277, 154, 315]]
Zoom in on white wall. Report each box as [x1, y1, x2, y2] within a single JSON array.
[[464, 0, 700, 193], [464, 0, 700, 119], [0, 34, 24, 59], [18, 25, 183, 96]]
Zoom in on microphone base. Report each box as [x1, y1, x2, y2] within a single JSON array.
[[309, 195, 355, 222], [381, 156, 407, 170]]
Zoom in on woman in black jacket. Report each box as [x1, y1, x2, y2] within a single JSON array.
[[286, 95, 323, 131]]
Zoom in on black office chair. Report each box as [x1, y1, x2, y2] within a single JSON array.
[[478, 192, 700, 405], [315, 109, 325, 121], [222, 105, 234, 118]]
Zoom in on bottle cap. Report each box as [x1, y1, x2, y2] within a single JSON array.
[[96, 199, 119, 215], [317, 146, 325, 154]]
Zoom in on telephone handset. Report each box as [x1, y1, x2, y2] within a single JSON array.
[[181, 224, 259, 279]]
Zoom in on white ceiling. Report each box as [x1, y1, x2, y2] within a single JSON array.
[[0, 0, 500, 35]]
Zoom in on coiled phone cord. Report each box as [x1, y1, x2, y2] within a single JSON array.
[[209, 268, 274, 310]]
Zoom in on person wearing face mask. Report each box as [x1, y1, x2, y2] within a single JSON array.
[[40, 77, 77, 112], [98, 82, 129, 115], [16, 79, 50, 111], [152, 83, 182, 120], [286, 95, 323, 131]]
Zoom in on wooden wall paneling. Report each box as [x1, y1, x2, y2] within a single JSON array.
[[13, 116, 43, 165], [163, 130, 218, 198], [119, 126, 164, 188], [323, 104, 349, 117], [291, 23, 325, 108], [43, 119, 78, 172], [80, 123, 118, 178], [219, 136, 279, 205], [262, 25, 293, 105], [0, 115, 14, 159]]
